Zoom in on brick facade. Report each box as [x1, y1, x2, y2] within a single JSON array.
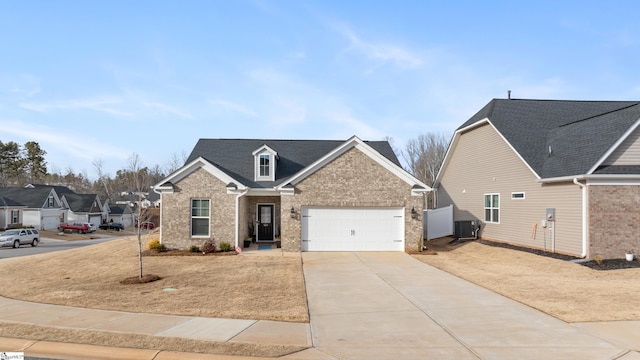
[[280, 147, 423, 252], [161, 168, 236, 250], [589, 185, 640, 259], [161, 148, 423, 252]]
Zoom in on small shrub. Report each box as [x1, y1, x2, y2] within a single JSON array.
[[147, 238, 160, 250], [202, 238, 216, 254], [148, 238, 166, 252], [594, 255, 604, 265], [189, 245, 200, 253], [219, 241, 232, 252]]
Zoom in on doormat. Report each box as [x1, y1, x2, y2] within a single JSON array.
[[258, 244, 272, 250]]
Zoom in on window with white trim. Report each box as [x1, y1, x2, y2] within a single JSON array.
[[191, 199, 210, 237], [259, 154, 270, 177], [47, 195, 55, 207], [511, 192, 525, 200], [484, 194, 500, 223], [10, 210, 19, 224], [252, 145, 277, 181]]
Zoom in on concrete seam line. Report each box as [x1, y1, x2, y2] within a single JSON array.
[[300, 254, 314, 346], [356, 253, 482, 360], [150, 349, 162, 360]]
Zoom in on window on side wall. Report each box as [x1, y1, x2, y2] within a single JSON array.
[[484, 194, 500, 223], [191, 199, 210, 237], [11, 210, 19, 224]]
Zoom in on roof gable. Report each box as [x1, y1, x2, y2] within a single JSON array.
[[180, 137, 402, 189], [63, 193, 101, 213], [449, 99, 640, 179], [277, 136, 430, 192]]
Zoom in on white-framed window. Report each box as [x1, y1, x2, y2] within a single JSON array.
[[259, 154, 270, 177], [484, 193, 500, 223], [253, 145, 277, 181], [511, 192, 525, 200], [47, 195, 55, 207], [10, 210, 19, 224], [191, 199, 210, 237]]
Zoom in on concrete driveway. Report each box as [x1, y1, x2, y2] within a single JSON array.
[[302, 252, 635, 360]]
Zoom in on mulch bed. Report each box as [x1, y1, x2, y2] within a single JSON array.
[[120, 274, 162, 284], [142, 249, 238, 257], [476, 239, 640, 270]]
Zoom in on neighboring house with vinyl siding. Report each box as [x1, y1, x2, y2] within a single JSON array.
[[435, 98, 640, 259]]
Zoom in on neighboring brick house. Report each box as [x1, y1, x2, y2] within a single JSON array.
[[435, 98, 640, 259], [153, 136, 430, 252]]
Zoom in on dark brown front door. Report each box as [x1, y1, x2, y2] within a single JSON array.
[[257, 205, 274, 241]]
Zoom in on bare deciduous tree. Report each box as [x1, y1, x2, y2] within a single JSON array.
[[402, 133, 449, 208], [127, 153, 151, 279], [164, 150, 188, 175]]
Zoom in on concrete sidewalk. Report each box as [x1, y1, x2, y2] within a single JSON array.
[[0, 296, 316, 359], [303, 252, 640, 360]]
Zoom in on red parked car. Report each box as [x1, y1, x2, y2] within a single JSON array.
[[139, 222, 155, 230]]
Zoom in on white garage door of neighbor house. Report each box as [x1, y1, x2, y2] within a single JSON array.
[[89, 215, 102, 226], [301, 208, 405, 251], [41, 214, 60, 230]]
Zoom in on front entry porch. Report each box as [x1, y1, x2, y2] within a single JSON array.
[[241, 196, 281, 245]]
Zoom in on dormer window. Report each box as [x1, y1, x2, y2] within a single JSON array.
[[259, 154, 270, 177], [252, 145, 278, 182]]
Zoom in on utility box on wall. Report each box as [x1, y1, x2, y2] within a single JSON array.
[[546, 208, 556, 221]]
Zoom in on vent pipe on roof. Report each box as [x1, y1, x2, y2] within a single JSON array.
[[508, 90, 511, 99]]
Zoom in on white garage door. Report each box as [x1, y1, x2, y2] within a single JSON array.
[[301, 207, 404, 251]]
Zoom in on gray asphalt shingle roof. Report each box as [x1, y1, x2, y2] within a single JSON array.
[[459, 99, 640, 178], [0, 187, 55, 208], [63, 193, 100, 213], [0, 195, 24, 208], [185, 138, 400, 188]]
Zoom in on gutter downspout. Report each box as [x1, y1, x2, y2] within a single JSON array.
[[573, 178, 588, 258], [152, 186, 163, 244], [235, 189, 249, 249]]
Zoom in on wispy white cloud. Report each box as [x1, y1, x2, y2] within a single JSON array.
[[335, 24, 424, 71], [209, 99, 258, 118], [143, 101, 194, 120], [0, 120, 129, 162], [19, 96, 131, 116]]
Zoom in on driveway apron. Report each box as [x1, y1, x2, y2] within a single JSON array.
[[302, 252, 629, 360]]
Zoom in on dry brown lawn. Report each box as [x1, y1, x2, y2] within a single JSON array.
[[0, 236, 308, 323], [415, 237, 640, 323], [0, 235, 309, 356]]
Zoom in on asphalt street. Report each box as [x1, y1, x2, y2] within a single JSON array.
[[0, 235, 120, 259]]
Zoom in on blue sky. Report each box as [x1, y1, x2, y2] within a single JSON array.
[[2, 1, 640, 179]]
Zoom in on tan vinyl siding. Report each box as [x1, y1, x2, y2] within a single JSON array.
[[437, 123, 584, 256], [603, 125, 640, 165]]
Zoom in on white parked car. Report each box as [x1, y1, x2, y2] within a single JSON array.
[[82, 223, 97, 233], [0, 228, 40, 248]]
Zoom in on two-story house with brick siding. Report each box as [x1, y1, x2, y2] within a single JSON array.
[[435, 98, 640, 259], [153, 136, 430, 252]]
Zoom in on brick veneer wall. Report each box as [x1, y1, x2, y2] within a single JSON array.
[[280, 147, 423, 252], [160, 168, 236, 250], [588, 185, 640, 259]]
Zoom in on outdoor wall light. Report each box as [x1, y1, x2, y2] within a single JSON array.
[[290, 206, 296, 218], [411, 207, 419, 219]]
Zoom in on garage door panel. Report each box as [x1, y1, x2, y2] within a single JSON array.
[[302, 207, 404, 251]]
